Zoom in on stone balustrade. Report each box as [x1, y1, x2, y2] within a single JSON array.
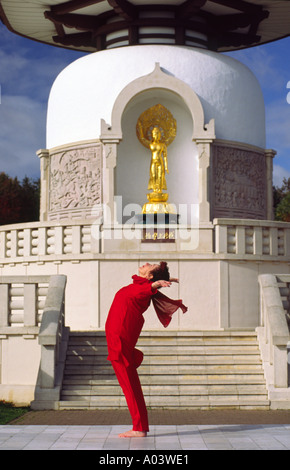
[[0, 221, 97, 262], [38, 275, 67, 384], [0, 276, 50, 330], [0, 218, 290, 261], [257, 274, 290, 406], [31, 275, 69, 410], [0, 275, 68, 407], [214, 219, 290, 258]]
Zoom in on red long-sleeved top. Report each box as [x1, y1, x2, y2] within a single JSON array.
[[105, 275, 188, 368], [105, 275, 156, 367]]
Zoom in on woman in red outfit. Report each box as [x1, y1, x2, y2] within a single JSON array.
[[105, 261, 187, 438]]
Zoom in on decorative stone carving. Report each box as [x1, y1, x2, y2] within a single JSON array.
[[212, 144, 267, 220], [49, 145, 102, 220]]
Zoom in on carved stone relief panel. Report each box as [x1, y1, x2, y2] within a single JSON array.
[[212, 144, 267, 220], [48, 144, 102, 220]]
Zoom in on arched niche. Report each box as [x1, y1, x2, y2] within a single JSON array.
[[100, 63, 215, 225], [117, 90, 197, 223]]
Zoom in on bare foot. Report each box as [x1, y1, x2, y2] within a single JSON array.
[[119, 429, 147, 438]]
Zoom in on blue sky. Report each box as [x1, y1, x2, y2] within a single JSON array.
[[226, 37, 290, 187], [0, 24, 290, 186]]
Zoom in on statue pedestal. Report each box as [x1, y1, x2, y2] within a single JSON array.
[[134, 213, 179, 243], [141, 192, 178, 220], [135, 213, 179, 224], [142, 201, 176, 215]]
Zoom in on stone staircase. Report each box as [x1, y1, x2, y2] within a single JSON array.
[[59, 330, 270, 410]]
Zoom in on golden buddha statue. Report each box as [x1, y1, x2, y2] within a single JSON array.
[[136, 104, 176, 214]]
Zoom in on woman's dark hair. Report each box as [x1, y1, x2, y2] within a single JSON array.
[[151, 261, 170, 282]]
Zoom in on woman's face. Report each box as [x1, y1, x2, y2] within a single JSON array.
[[139, 262, 159, 279]]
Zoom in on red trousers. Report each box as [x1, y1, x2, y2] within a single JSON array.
[[111, 360, 149, 432]]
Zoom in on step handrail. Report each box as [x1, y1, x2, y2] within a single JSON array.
[[38, 275, 67, 389], [258, 274, 290, 388]]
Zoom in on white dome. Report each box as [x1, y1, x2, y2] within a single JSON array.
[[47, 45, 265, 149]]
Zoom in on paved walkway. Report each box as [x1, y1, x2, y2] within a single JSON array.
[[2, 410, 290, 450], [1, 423, 290, 450]]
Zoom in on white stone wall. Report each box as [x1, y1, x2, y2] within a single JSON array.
[[0, 336, 40, 405], [1, 219, 290, 331]]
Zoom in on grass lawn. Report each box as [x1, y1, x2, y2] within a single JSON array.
[[0, 401, 30, 425]]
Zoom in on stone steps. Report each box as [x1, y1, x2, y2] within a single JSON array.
[[59, 331, 270, 410]]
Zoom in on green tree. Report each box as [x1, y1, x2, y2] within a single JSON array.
[[19, 176, 40, 222], [0, 172, 40, 226], [0, 173, 22, 225], [273, 177, 290, 222], [276, 192, 290, 222]]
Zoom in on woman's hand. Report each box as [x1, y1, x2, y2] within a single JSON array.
[[152, 280, 172, 290]]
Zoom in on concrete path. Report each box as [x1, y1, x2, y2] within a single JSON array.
[[1, 423, 290, 450]]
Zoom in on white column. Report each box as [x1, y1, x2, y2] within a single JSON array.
[[24, 284, 37, 327], [265, 149, 276, 220], [101, 140, 119, 225], [195, 139, 213, 224], [0, 284, 9, 327], [37, 149, 50, 221]]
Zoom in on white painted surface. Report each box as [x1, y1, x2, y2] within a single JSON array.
[[47, 45, 265, 149]]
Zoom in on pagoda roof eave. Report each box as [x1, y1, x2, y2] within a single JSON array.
[[0, 0, 289, 53]]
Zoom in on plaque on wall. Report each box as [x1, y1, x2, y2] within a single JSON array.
[[49, 145, 102, 220], [142, 226, 175, 243]]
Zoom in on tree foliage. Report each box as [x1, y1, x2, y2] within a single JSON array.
[[0, 172, 40, 226], [273, 177, 290, 222]]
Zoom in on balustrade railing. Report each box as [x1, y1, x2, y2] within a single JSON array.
[[0, 276, 50, 328], [0, 221, 95, 261], [258, 274, 290, 389], [0, 219, 290, 261], [215, 219, 290, 257], [37, 275, 68, 392], [0, 274, 68, 409]]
